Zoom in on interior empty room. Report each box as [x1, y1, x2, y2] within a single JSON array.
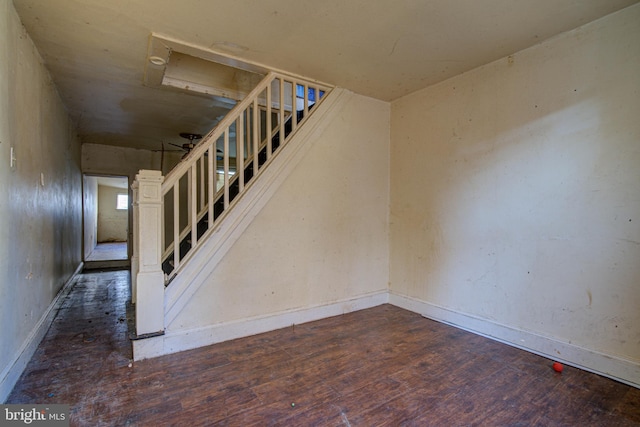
[[1, 0, 639, 425]]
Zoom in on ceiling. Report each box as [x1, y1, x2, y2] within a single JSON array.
[[96, 176, 128, 190], [12, 0, 639, 152]]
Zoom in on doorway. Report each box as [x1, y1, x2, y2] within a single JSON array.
[[83, 174, 130, 269]]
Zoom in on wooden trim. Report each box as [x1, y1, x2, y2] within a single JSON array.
[[0, 262, 83, 402], [134, 290, 387, 360], [389, 291, 640, 389], [163, 89, 352, 325]]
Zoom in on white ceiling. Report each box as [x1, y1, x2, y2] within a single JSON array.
[[12, 0, 639, 152], [96, 176, 128, 190]]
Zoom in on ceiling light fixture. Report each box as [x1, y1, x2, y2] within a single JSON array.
[[149, 55, 167, 66]]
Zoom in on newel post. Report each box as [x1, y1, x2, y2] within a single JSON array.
[[132, 170, 165, 336]]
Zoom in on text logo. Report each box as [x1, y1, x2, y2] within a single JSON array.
[[1, 405, 69, 427]]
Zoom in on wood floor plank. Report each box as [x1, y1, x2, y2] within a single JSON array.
[[6, 270, 640, 426]]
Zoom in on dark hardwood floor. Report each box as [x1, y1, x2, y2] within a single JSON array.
[[7, 270, 640, 426]]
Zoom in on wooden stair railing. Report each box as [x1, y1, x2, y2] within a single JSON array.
[[131, 71, 331, 336]]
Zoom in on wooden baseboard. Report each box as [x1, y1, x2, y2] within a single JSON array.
[[389, 291, 639, 389], [0, 262, 83, 402], [133, 290, 388, 361]]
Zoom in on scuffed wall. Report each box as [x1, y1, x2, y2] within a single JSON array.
[[0, 0, 82, 399], [390, 4, 640, 372], [170, 93, 390, 330]]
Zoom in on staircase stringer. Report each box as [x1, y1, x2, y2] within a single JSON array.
[[164, 88, 352, 326]]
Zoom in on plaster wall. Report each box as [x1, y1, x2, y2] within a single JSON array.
[[82, 143, 182, 256], [169, 93, 390, 331], [83, 175, 98, 258], [97, 184, 128, 243], [390, 4, 640, 373], [0, 0, 82, 399]]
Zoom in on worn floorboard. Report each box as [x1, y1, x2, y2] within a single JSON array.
[[7, 270, 640, 426]]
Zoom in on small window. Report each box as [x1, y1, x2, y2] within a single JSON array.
[[116, 193, 128, 210]]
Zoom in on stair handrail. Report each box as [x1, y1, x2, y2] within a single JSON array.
[[162, 71, 276, 193], [159, 107, 295, 263], [159, 71, 331, 281], [132, 70, 331, 336]]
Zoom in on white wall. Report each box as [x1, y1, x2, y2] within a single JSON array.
[[83, 175, 98, 258], [82, 144, 182, 256], [169, 93, 390, 331], [390, 5, 640, 385], [97, 184, 128, 242], [0, 0, 82, 400]]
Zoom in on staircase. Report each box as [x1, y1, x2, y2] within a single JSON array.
[[160, 107, 308, 280], [131, 71, 332, 343]]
